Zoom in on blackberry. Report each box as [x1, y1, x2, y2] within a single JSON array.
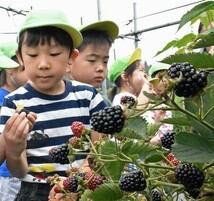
[[120, 95, 136, 108], [49, 143, 70, 164], [119, 170, 147, 192], [63, 176, 78, 192], [167, 62, 208, 97], [185, 187, 200, 199], [160, 132, 175, 150], [151, 189, 162, 201], [91, 105, 125, 134], [84, 172, 105, 190], [175, 163, 205, 189]]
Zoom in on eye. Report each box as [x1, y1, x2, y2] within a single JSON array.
[[50, 53, 61, 56], [28, 54, 37, 57]]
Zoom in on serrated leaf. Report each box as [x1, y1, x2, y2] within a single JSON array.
[[161, 52, 214, 68], [87, 183, 123, 201], [161, 117, 191, 126], [172, 132, 214, 163], [116, 127, 143, 139], [176, 33, 196, 48], [178, 1, 214, 31], [154, 40, 177, 57], [147, 122, 161, 136], [125, 115, 147, 139], [191, 28, 214, 48]]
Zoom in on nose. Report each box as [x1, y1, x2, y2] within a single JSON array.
[[38, 56, 51, 69]]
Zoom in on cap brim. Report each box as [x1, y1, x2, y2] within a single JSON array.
[[80, 21, 119, 40], [0, 54, 19, 69], [148, 62, 170, 77], [127, 48, 142, 66]]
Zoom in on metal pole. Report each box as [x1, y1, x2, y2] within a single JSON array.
[[133, 3, 138, 48], [97, 0, 107, 97]]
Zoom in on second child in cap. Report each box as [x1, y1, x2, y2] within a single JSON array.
[[67, 20, 119, 106], [0, 9, 107, 201], [108, 48, 154, 108]]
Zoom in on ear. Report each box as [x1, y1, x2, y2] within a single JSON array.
[[66, 64, 71, 73], [68, 49, 79, 65], [120, 72, 128, 81], [16, 50, 24, 66]]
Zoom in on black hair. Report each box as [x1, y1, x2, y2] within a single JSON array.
[[77, 29, 113, 51], [108, 60, 139, 102], [17, 26, 74, 54]]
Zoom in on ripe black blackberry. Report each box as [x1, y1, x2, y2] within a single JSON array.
[[91, 105, 125, 134], [175, 163, 205, 189], [167, 62, 208, 97], [119, 170, 147, 192], [120, 95, 136, 108], [160, 132, 175, 150], [185, 187, 200, 199], [63, 176, 78, 192], [151, 189, 162, 201], [49, 143, 70, 164]]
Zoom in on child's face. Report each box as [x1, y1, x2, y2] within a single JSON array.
[[69, 44, 110, 88], [17, 37, 72, 94], [128, 63, 148, 94]]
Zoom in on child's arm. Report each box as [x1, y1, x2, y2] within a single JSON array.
[[3, 111, 37, 178]]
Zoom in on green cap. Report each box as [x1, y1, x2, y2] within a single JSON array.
[[148, 62, 170, 77], [0, 52, 19, 69], [0, 41, 18, 58], [18, 9, 83, 48], [79, 20, 119, 40], [108, 48, 142, 83]]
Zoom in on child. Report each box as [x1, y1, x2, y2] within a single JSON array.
[[0, 50, 20, 165], [67, 20, 119, 106], [108, 48, 153, 108], [0, 9, 107, 201], [0, 40, 28, 201]]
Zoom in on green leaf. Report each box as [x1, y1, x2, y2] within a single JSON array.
[[176, 33, 196, 48], [161, 52, 214, 69], [178, 1, 214, 31], [161, 117, 191, 126], [172, 132, 214, 163], [117, 127, 144, 140], [191, 28, 214, 48], [147, 122, 161, 136], [154, 40, 177, 57], [87, 183, 123, 201]]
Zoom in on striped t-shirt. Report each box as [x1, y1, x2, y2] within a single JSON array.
[[0, 79, 106, 183]]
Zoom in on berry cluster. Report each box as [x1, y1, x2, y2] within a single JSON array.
[[160, 132, 175, 150], [49, 143, 70, 164], [119, 170, 147, 192], [175, 163, 205, 198], [120, 95, 137, 108], [167, 62, 208, 97], [91, 105, 125, 134]]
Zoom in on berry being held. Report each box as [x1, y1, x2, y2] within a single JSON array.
[[119, 170, 147, 192], [175, 163, 205, 189], [91, 105, 125, 134], [49, 144, 70, 164], [70, 121, 85, 138], [167, 62, 208, 97], [120, 95, 137, 108], [63, 176, 79, 192], [160, 132, 175, 150], [151, 189, 162, 201]]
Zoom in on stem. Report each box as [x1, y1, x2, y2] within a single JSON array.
[[153, 181, 182, 188], [203, 105, 214, 120], [203, 161, 214, 170]]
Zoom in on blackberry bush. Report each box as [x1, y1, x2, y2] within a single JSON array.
[[119, 170, 147, 192], [91, 105, 125, 134], [151, 189, 162, 201]]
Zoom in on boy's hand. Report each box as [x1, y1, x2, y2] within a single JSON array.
[[3, 112, 37, 157]]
